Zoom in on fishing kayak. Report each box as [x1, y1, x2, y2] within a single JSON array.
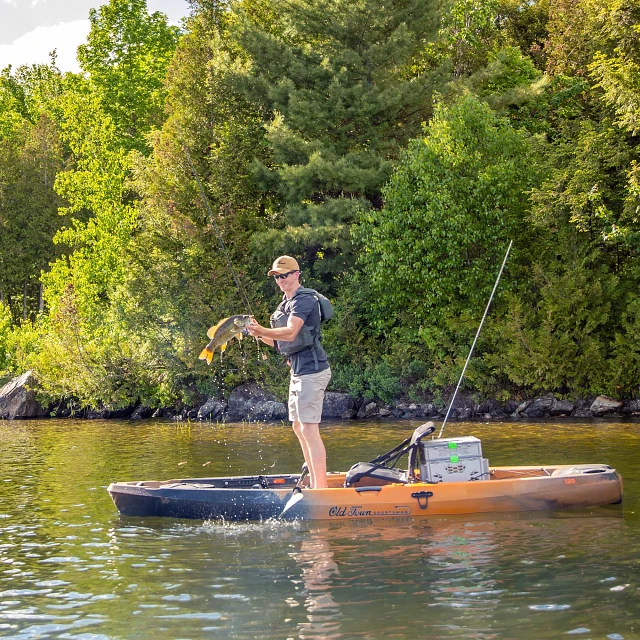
[[107, 424, 623, 521]]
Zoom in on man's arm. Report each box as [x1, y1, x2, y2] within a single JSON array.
[[247, 316, 304, 344]]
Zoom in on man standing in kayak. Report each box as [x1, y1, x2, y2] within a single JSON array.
[[247, 256, 331, 489]]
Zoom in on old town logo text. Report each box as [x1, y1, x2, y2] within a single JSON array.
[[328, 505, 412, 518]]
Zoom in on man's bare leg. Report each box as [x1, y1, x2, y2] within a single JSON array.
[[299, 422, 328, 489], [292, 421, 312, 485]]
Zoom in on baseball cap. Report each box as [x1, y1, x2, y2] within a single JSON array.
[[267, 255, 300, 276]]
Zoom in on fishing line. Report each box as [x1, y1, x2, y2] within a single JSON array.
[[184, 146, 256, 319], [438, 240, 513, 439]]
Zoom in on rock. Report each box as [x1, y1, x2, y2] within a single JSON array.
[[151, 408, 163, 418], [515, 400, 532, 415], [322, 392, 354, 419], [550, 399, 574, 417], [623, 399, 640, 415], [571, 398, 593, 417], [422, 403, 438, 417], [379, 408, 392, 417], [453, 407, 473, 420], [408, 403, 418, 411], [473, 399, 510, 420], [391, 408, 403, 418], [504, 401, 520, 414], [197, 398, 226, 421], [365, 402, 378, 416], [475, 399, 508, 419], [0, 371, 48, 419], [412, 405, 425, 418], [590, 395, 623, 416], [227, 382, 277, 420], [251, 400, 288, 421], [357, 401, 378, 418], [50, 400, 72, 418], [131, 405, 153, 420], [86, 408, 110, 420], [111, 407, 134, 419], [571, 408, 593, 418], [522, 394, 555, 418], [187, 409, 198, 419]]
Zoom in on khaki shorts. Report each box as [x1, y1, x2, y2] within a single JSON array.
[[289, 368, 332, 423]]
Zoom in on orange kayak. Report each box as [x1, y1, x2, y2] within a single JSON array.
[[108, 463, 622, 521], [107, 423, 622, 521]]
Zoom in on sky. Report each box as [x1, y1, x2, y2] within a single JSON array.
[[0, 0, 190, 72]]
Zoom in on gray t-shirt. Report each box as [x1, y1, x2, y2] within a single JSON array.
[[277, 291, 329, 376]]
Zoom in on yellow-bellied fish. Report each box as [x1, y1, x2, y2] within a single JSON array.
[[199, 315, 252, 365]]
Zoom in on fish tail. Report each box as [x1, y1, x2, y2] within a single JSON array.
[[199, 346, 213, 364]]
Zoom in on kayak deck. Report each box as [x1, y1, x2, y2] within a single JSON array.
[[108, 464, 623, 521]]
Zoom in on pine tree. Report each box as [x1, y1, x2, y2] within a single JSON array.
[[227, 0, 443, 292]]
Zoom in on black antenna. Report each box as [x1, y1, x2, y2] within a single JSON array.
[[438, 240, 513, 439]]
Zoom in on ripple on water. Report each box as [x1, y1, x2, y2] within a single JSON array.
[[1, 418, 639, 640], [155, 612, 222, 620]]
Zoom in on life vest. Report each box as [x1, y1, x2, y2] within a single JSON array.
[[270, 287, 332, 369]]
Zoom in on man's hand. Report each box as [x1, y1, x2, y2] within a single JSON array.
[[246, 318, 265, 338]]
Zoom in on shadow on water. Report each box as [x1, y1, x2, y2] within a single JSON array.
[[0, 417, 638, 639]]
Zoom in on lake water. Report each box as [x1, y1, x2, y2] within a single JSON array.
[[0, 418, 638, 639]]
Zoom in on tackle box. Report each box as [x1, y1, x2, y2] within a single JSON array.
[[419, 436, 490, 483]]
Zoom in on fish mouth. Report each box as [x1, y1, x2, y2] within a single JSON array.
[[234, 316, 251, 327]]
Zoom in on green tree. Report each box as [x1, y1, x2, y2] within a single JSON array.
[[77, 0, 182, 152], [119, 0, 279, 405], [349, 94, 537, 394], [30, 0, 181, 408], [0, 64, 67, 321], [590, 0, 640, 136], [228, 0, 443, 293], [424, 0, 502, 77], [358, 95, 534, 328]]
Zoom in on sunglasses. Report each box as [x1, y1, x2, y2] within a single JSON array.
[[273, 270, 298, 280]]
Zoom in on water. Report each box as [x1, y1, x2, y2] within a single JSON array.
[[0, 418, 638, 639]]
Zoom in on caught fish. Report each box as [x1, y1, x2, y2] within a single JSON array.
[[199, 315, 252, 365]]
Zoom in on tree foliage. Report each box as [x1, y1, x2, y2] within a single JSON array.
[[2, 0, 640, 406]]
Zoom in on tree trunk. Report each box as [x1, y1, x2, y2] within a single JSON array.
[[39, 282, 44, 314], [23, 280, 28, 321]]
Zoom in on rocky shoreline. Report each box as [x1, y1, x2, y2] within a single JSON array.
[[1, 372, 639, 422]]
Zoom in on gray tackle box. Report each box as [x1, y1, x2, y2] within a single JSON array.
[[419, 436, 490, 483]]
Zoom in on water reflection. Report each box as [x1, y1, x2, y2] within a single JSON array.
[[0, 418, 638, 639]]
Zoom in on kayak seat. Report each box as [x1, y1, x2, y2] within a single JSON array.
[[343, 422, 436, 487], [344, 462, 407, 487]]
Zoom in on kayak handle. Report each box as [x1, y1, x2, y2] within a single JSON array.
[[355, 486, 382, 493], [411, 491, 434, 510]]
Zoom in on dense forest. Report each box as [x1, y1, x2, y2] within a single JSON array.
[[1, 0, 639, 412]]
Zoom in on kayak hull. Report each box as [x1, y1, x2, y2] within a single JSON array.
[[108, 464, 623, 521]]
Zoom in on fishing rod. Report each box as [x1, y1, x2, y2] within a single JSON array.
[[184, 146, 256, 319], [437, 240, 513, 439]]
